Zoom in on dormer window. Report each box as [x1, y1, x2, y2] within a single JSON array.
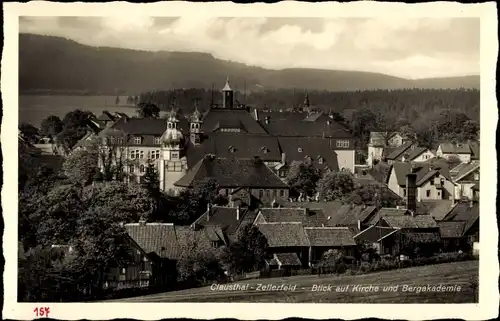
[[318, 157, 324, 164], [135, 136, 142, 144], [154, 137, 161, 145], [228, 146, 236, 153], [168, 123, 173, 129], [261, 146, 270, 154], [336, 140, 350, 148], [298, 147, 303, 153]]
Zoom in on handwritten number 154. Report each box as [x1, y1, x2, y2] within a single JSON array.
[[34, 307, 50, 318]]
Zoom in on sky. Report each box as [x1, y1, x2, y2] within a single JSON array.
[[19, 16, 480, 79]]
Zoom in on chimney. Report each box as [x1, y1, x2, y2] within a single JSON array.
[[357, 219, 361, 231], [236, 205, 241, 220], [207, 203, 212, 221], [406, 172, 417, 213], [254, 109, 259, 121], [281, 152, 286, 165], [326, 120, 331, 126], [139, 219, 146, 226]]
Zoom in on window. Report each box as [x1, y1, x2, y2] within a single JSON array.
[[437, 191, 441, 197], [280, 190, 285, 197], [474, 172, 479, 180], [403, 189, 406, 197], [110, 136, 115, 144], [318, 157, 324, 164], [152, 150, 160, 159], [259, 190, 264, 198], [135, 136, 142, 144], [426, 190, 431, 197], [130, 150, 139, 159], [171, 152, 179, 159], [140, 165, 145, 173], [139, 150, 144, 159], [168, 123, 172, 129], [272, 190, 277, 198], [336, 140, 350, 148], [129, 165, 135, 173], [298, 147, 303, 152], [440, 178, 445, 186], [430, 178, 434, 185], [154, 137, 161, 145], [266, 190, 270, 197], [120, 268, 126, 275]]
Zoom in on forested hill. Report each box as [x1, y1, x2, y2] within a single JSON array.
[[19, 33, 480, 94]]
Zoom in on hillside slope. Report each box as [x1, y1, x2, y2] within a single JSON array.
[[19, 33, 480, 94]]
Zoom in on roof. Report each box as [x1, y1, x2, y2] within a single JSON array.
[[174, 156, 289, 189], [386, 142, 414, 160], [437, 221, 467, 238], [354, 225, 400, 242], [469, 141, 480, 159], [471, 183, 479, 191], [416, 200, 455, 220], [403, 147, 429, 161], [273, 253, 302, 266], [222, 77, 232, 91], [111, 116, 189, 136], [191, 206, 254, 236], [256, 222, 310, 247], [452, 162, 479, 182], [124, 223, 181, 259], [257, 207, 328, 227], [443, 201, 479, 234], [403, 232, 441, 243], [97, 111, 116, 122], [390, 161, 452, 187], [277, 137, 339, 171], [304, 227, 357, 246], [368, 162, 392, 184], [381, 215, 438, 229], [327, 204, 378, 226], [258, 111, 352, 138], [438, 143, 472, 154], [202, 109, 268, 134]]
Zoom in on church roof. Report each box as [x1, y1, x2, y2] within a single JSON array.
[[222, 77, 232, 91]]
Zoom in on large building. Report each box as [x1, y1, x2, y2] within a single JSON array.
[[93, 78, 356, 195]]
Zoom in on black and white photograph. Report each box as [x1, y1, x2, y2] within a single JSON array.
[[2, 1, 498, 320]]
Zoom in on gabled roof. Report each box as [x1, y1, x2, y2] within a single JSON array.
[[257, 222, 310, 247], [390, 162, 453, 187], [304, 227, 357, 246], [257, 207, 328, 227], [97, 111, 116, 122], [328, 204, 379, 226], [353, 225, 400, 242], [277, 137, 339, 171], [381, 215, 438, 229], [124, 223, 180, 259], [174, 156, 289, 189], [191, 206, 254, 236], [443, 201, 479, 234], [452, 162, 479, 182], [438, 143, 472, 154], [416, 200, 455, 220], [403, 147, 430, 161], [437, 221, 467, 238], [386, 142, 414, 160], [469, 141, 480, 159]]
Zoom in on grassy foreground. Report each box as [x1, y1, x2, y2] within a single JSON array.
[[109, 261, 478, 303]]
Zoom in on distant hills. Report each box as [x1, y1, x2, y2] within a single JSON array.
[[19, 33, 480, 94]]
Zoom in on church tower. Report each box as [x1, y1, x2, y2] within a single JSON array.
[[159, 107, 187, 195], [222, 76, 234, 109], [303, 91, 311, 113], [190, 99, 203, 145]]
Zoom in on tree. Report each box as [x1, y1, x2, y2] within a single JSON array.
[[137, 102, 160, 119], [19, 122, 39, 144], [316, 170, 355, 201], [173, 178, 220, 224], [88, 130, 128, 182], [219, 224, 268, 274], [350, 107, 378, 144], [40, 115, 63, 139], [345, 183, 402, 207], [317, 249, 346, 273], [286, 161, 321, 199], [62, 148, 99, 186], [56, 110, 95, 151], [142, 161, 161, 201]]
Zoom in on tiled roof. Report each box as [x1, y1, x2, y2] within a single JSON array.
[[416, 200, 455, 220], [274, 253, 302, 266], [328, 204, 379, 226], [443, 201, 479, 234], [439, 142, 472, 154], [437, 221, 467, 238], [304, 227, 357, 246], [259, 111, 352, 138], [277, 137, 339, 171], [191, 206, 254, 236], [97, 111, 116, 122], [354, 225, 400, 242], [386, 142, 414, 160], [391, 161, 452, 187], [382, 215, 438, 229], [403, 147, 429, 161], [258, 207, 328, 227], [257, 222, 310, 247], [174, 156, 289, 189], [124, 223, 181, 259], [202, 109, 268, 134], [452, 162, 479, 182], [469, 141, 480, 159], [368, 162, 392, 184], [206, 134, 281, 161]]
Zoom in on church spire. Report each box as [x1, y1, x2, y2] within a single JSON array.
[[222, 76, 234, 109], [222, 76, 232, 92]]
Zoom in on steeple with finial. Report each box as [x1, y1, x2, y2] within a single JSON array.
[[190, 98, 203, 145], [222, 76, 234, 109]]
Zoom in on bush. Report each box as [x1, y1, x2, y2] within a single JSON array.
[[359, 262, 372, 273], [344, 269, 357, 276]]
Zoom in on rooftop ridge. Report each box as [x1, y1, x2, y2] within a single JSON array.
[[124, 222, 175, 226]]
